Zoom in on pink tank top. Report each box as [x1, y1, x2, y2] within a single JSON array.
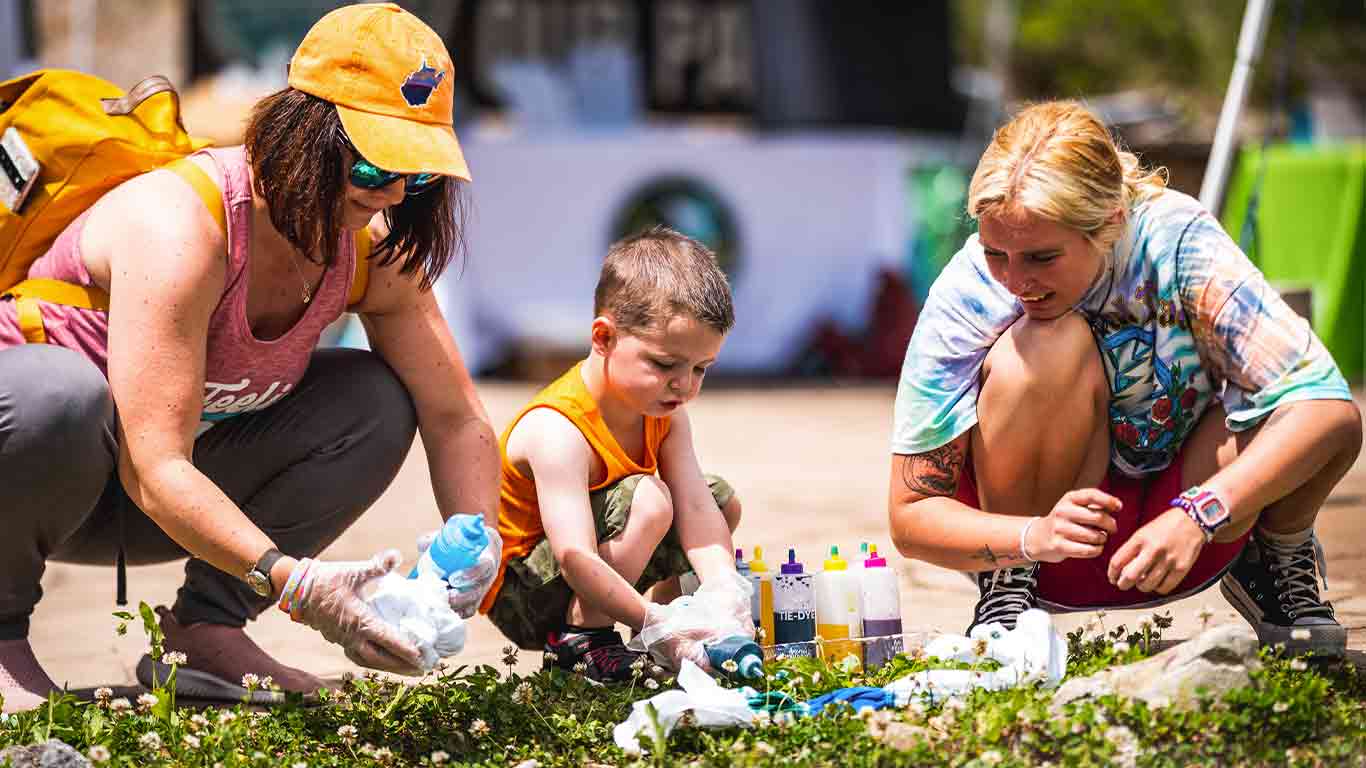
[[0, 146, 357, 433]]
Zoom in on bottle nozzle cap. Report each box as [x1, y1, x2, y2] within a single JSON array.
[[780, 547, 804, 574]]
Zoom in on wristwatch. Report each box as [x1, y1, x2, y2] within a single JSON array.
[[1170, 487, 1230, 542], [245, 548, 286, 598]]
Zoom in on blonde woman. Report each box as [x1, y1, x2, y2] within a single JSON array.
[[888, 101, 1361, 656]]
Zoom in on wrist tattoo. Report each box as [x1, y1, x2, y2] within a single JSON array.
[[971, 544, 1024, 566], [903, 443, 965, 497]]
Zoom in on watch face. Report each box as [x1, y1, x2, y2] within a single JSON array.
[[1189, 491, 1229, 528], [245, 570, 271, 597]]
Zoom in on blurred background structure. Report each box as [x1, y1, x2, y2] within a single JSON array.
[[3, 0, 1363, 381]]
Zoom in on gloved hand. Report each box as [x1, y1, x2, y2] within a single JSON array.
[[282, 550, 425, 676], [638, 571, 755, 672], [641, 602, 713, 672], [415, 519, 503, 618]]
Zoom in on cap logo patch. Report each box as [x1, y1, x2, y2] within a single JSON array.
[[400, 57, 446, 107]]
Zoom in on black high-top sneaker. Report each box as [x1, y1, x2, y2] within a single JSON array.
[[542, 627, 646, 684], [966, 564, 1040, 636], [1220, 532, 1345, 657]]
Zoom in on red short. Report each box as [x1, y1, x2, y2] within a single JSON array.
[[954, 447, 1251, 610]]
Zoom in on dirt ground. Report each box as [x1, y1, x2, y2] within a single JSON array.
[[30, 384, 1366, 689]]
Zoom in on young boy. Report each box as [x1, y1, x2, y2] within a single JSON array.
[[478, 227, 744, 682]]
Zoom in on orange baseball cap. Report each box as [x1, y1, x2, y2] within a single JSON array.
[[288, 2, 470, 181]]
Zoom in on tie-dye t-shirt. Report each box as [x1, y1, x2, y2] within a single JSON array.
[[891, 189, 1351, 478]]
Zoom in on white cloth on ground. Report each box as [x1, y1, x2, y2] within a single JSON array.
[[612, 660, 754, 755], [884, 609, 1067, 705], [365, 572, 467, 671]]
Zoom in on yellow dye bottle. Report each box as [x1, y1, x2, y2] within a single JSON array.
[[748, 546, 776, 655], [814, 545, 863, 669]]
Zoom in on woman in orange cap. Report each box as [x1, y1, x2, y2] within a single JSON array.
[[0, 3, 498, 709]]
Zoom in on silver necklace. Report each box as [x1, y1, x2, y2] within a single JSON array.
[[286, 250, 315, 304]]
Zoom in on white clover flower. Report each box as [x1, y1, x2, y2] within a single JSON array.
[[336, 724, 358, 743], [1290, 659, 1308, 672], [630, 656, 646, 673], [161, 651, 188, 666], [1113, 641, 1131, 654], [469, 719, 490, 738], [359, 744, 377, 757], [182, 734, 200, 749], [372, 747, 393, 762], [292, 763, 308, 768], [109, 698, 131, 713], [572, 662, 588, 675], [241, 673, 260, 689], [94, 687, 113, 703], [136, 692, 158, 712], [650, 664, 664, 676], [811, 671, 822, 685], [87, 745, 111, 763], [754, 741, 776, 756], [721, 659, 738, 673], [543, 650, 558, 663], [218, 710, 239, 725], [644, 678, 660, 690], [139, 731, 162, 751], [1273, 701, 1289, 713], [1291, 629, 1311, 642], [189, 713, 210, 730], [430, 750, 450, 765], [756, 627, 767, 642], [981, 750, 1003, 766], [512, 681, 533, 706], [260, 675, 276, 691]]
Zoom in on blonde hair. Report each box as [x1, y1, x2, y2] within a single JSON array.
[[594, 226, 735, 336], [967, 101, 1168, 252]]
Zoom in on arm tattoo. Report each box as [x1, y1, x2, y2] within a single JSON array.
[[902, 442, 965, 496], [974, 544, 999, 566]]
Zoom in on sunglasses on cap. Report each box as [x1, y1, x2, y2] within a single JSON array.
[[342, 136, 442, 194]]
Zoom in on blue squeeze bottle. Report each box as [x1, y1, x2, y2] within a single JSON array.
[[409, 514, 489, 591], [704, 636, 764, 680]]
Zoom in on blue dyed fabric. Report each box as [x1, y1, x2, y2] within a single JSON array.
[[802, 687, 896, 716], [891, 189, 1351, 477]]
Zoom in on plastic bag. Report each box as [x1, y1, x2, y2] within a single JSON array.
[[612, 660, 754, 754], [365, 572, 467, 671]]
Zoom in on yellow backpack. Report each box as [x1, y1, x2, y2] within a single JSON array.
[[0, 69, 369, 343]]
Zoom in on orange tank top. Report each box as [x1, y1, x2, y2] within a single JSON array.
[[479, 362, 672, 613]]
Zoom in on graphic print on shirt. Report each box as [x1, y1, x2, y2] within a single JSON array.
[[201, 378, 293, 426]]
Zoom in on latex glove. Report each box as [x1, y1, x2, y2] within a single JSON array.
[[286, 550, 425, 676], [641, 602, 712, 673], [415, 520, 504, 618]]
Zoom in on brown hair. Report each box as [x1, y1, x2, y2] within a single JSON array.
[[594, 226, 734, 336], [242, 87, 467, 288], [968, 100, 1167, 254]]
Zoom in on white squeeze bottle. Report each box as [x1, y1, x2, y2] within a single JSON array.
[[860, 544, 904, 668], [814, 545, 862, 669]]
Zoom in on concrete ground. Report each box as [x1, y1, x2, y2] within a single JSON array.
[[30, 384, 1366, 689]]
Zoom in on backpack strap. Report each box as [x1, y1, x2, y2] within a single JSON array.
[[349, 226, 371, 309], [2, 157, 226, 343]]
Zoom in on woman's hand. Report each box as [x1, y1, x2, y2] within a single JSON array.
[[1107, 507, 1205, 594], [285, 550, 425, 675], [1026, 488, 1122, 562]]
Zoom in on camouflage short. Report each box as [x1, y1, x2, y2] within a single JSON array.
[[487, 473, 736, 650]]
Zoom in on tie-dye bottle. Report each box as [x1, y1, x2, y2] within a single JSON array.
[[773, 548, 816, 657]]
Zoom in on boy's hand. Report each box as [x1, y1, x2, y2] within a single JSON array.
[[1107, 507, 1205, 594], [641, 604, 712, 672]]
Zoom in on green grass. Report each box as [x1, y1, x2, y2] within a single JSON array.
[[1, 605, 1363, 767]]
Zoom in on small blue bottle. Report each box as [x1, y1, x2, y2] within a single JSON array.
[[704, 635, 764, 681], [409, 514, 489, 591]]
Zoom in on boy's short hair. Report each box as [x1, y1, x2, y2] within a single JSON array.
[[594, 226, 735, 335]]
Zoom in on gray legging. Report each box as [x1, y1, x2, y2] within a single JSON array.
[[0, 344, 417, 641]]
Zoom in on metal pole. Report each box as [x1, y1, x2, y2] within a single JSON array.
[[1199, 0, 1275, 214]]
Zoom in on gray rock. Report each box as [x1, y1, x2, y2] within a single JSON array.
[[0, 739, 91, 768], [1052, 623, 1261, 711]]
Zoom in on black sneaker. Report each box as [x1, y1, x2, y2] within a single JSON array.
[[966, 564, 1039, 636], [542, 627, 645, 684], [1220, 532, 1345, 657]]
